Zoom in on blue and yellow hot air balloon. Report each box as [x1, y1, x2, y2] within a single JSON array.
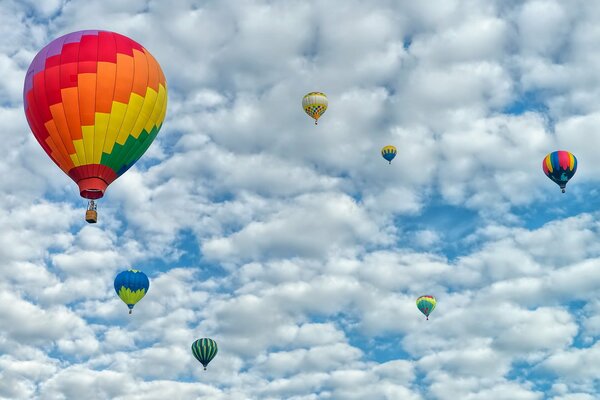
[[416, 295, 436, 320], [114, 269, 149, 314], [192, 338, 218, 371], [542, 150, 577, 193], [381, 145, 397, 164], [302, 92, 328, 125]]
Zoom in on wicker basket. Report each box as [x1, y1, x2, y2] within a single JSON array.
[[85, 210, 98, 224]]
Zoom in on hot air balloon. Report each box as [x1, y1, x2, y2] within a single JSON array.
[[542, 150, 577, 193], [23, 30, 168, 223], [192, 338, 218, 371], [302, 92, 327, 125], [114, 269, 149, 314], [416, 295, 436, 320], [381, 145, 397, 164]]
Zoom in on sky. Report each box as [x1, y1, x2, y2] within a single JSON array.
[[1, 0, 600, 399]]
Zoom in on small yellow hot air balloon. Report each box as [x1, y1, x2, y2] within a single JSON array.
[[302, 92, 328, 125]]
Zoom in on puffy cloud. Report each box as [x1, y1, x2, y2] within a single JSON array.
[[540, 342, 600, 382], [427, 375, 543, 400], [202, 192, 386, 263]]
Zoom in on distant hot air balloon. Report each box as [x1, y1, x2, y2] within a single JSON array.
[[542, 150, 577, 193], [114, 269, 149, 314], [302, 92, 328, 125], [23, 30, 168, 223], [381, 145, 397, 164], [192, 338, 218, 371], [416, 295, 436, 320]]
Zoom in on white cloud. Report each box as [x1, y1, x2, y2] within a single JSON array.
[[4, 0, 600, 398], [427, 375, 543, 400], [202, 192, 386, 263], [540, 341, 600, 382], [516, 0, 571, 57]]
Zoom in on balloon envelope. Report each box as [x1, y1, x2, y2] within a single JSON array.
[[23, 30, 168, 199], [381, 145, 397, 163], [114, 269, 149, 313], [416, 295, 436, 319], [542, 150, 577, 193], [192, 338, 218, 370], [302, 92, 328, 124]]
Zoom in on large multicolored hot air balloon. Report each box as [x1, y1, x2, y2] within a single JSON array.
[[416, 295, 436, 320], [23, 30, 168, 223], [114, 269, 149, 314], [302, 92, 327, 125], [542, 150, 577, 193], [381, 145, 397, 164], [192, 338, 218, 371]]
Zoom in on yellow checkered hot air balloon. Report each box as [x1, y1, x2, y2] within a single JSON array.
[[302, 92, 328, 125]]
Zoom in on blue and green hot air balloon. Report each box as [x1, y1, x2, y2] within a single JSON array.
[[192, 338, 218, 371], [416, 295, 436, 320], [114, 269, 149, 314]]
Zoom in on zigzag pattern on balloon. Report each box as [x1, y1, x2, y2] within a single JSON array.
[[381, 145, 397, 163], [117, 286, 147, 308], [23, 30, 168, 199]]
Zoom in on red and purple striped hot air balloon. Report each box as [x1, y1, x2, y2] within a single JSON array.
[[542, 150, 577, 193], [23, 30, 168, 222]]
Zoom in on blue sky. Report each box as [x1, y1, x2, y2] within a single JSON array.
[[2, 0, 600, 399]]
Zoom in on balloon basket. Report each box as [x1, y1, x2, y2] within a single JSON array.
[[85, 210, 97, 224]]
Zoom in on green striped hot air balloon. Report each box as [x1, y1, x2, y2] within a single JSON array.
[[191, 338, 218, 371]]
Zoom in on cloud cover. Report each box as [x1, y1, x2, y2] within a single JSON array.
[[1, 0, 600, 398]]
